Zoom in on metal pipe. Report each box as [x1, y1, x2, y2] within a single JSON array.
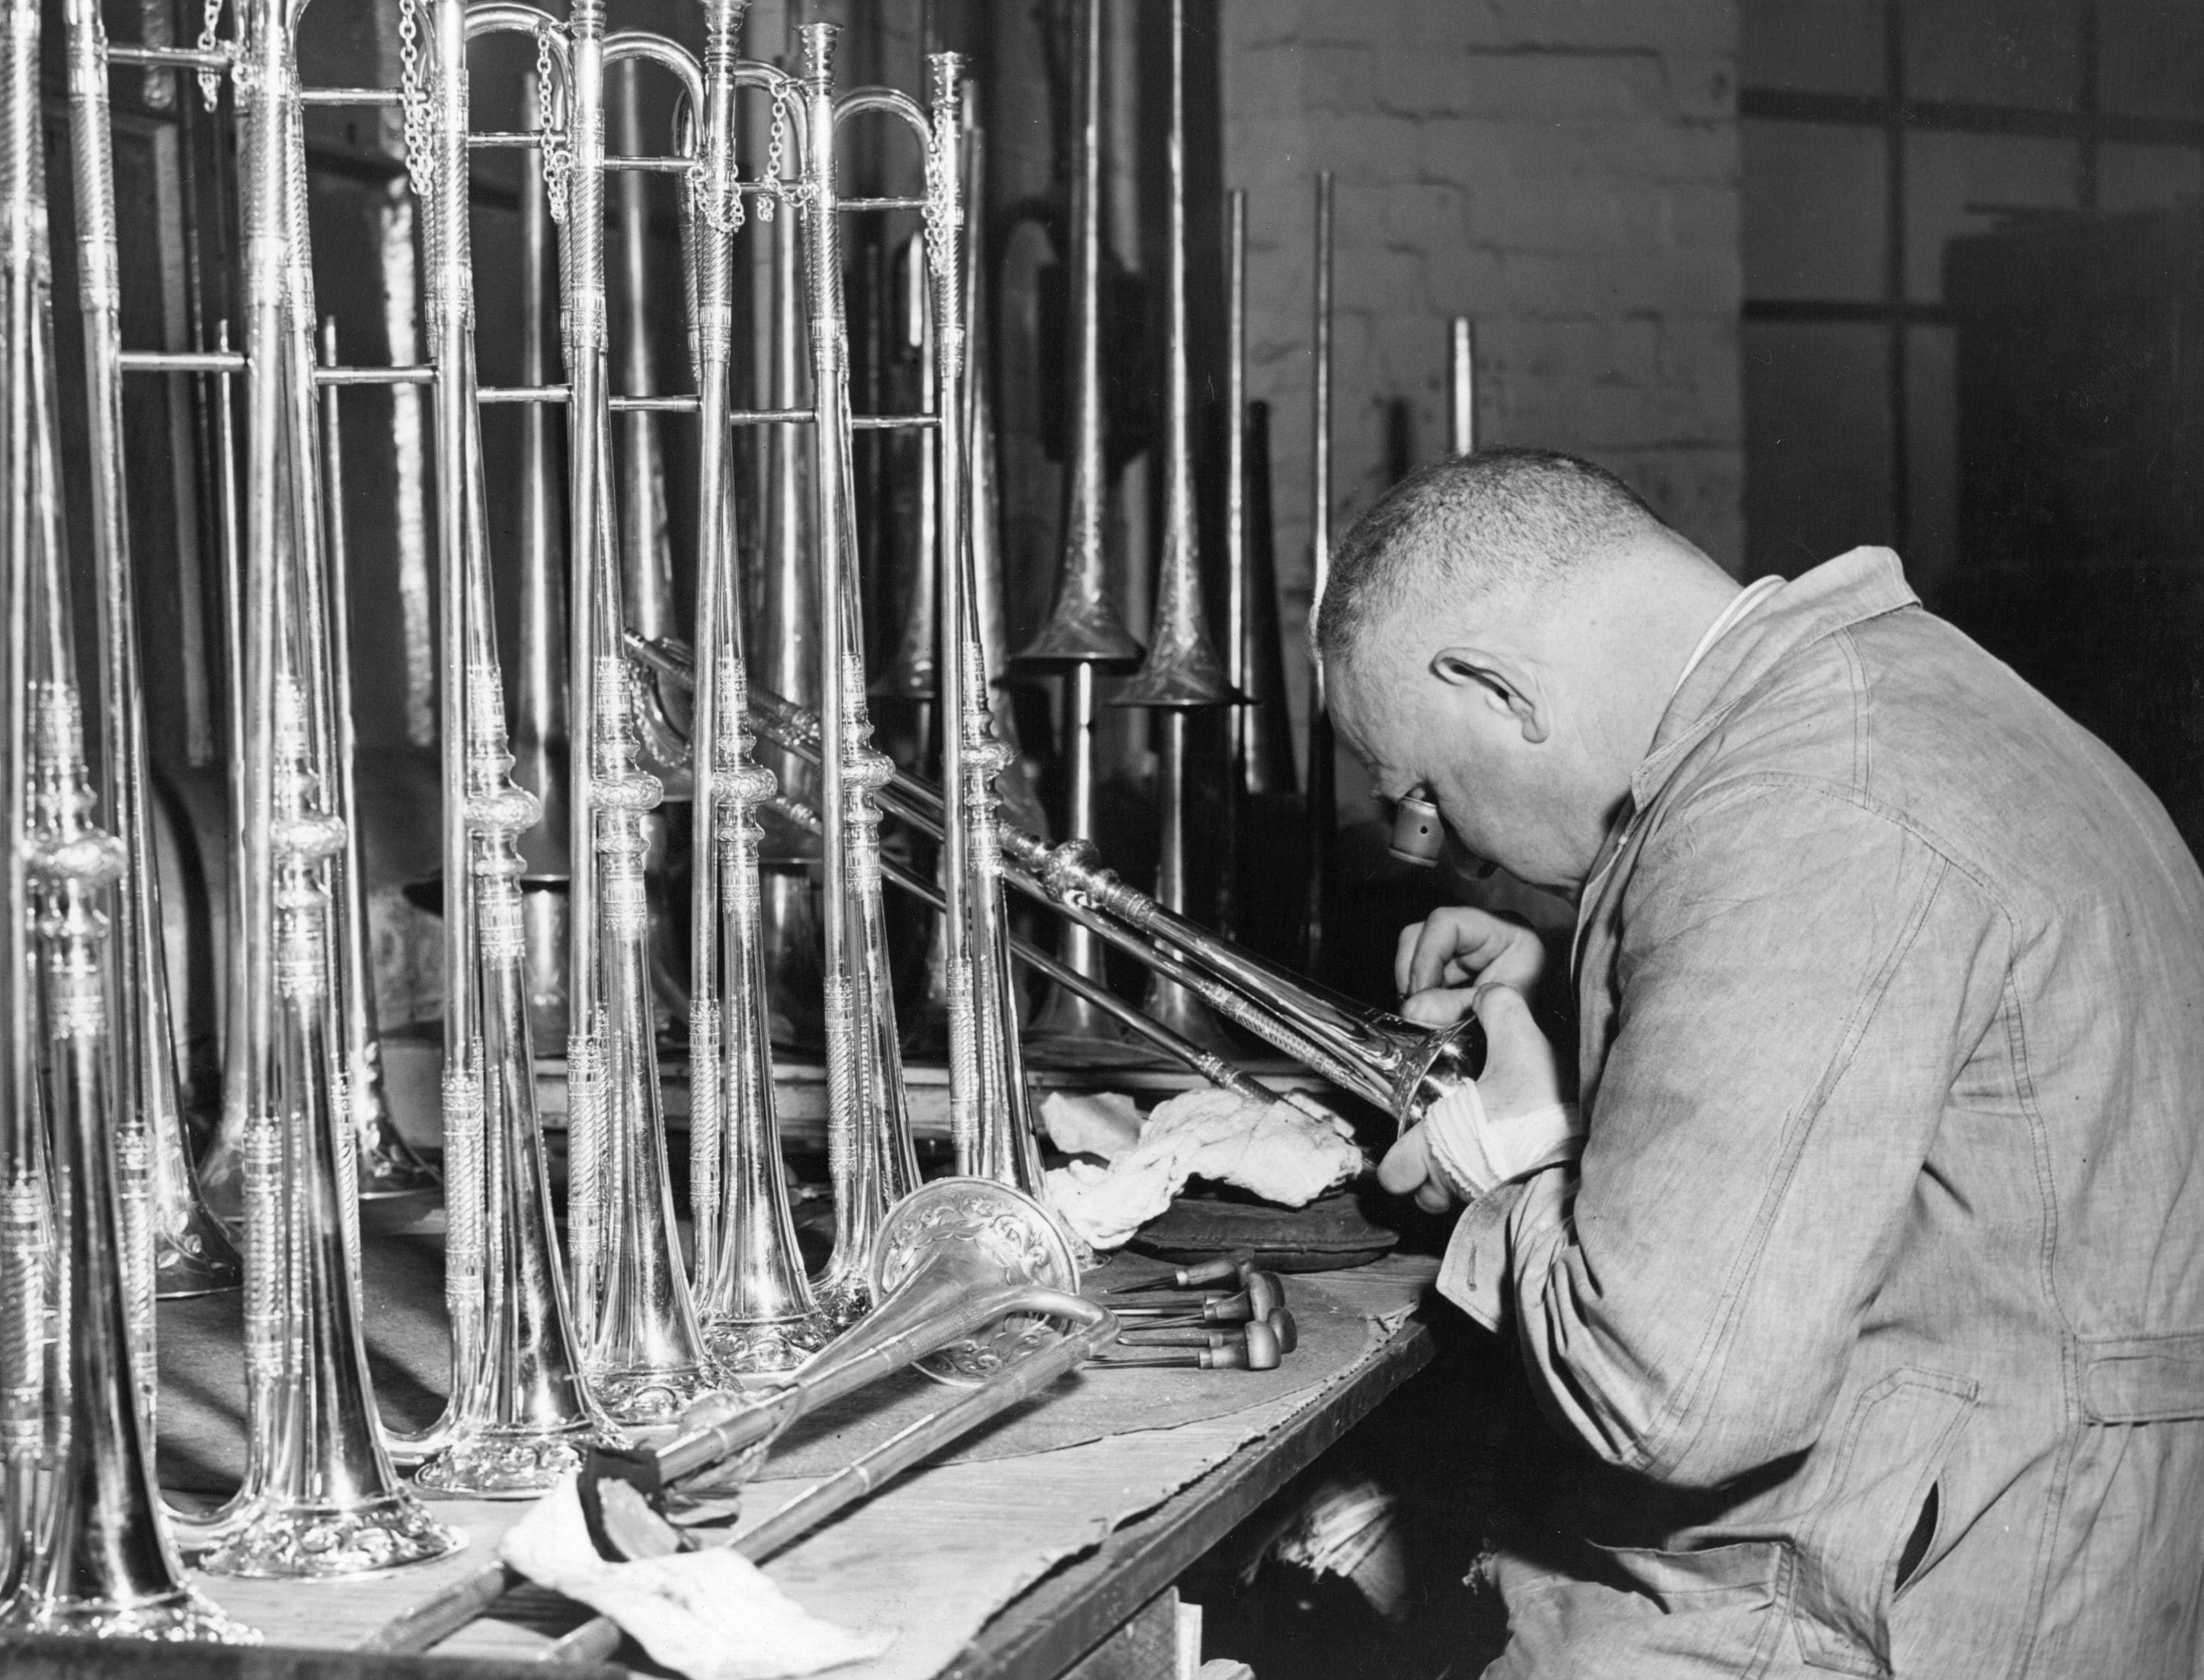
[[512, 66, 572, 1049], [1448, 315, 1475, 456], [315, 320, 442, 1217]]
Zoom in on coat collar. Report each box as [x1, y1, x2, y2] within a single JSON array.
[[1569, 549, 1919, 981], [1625, 547, 1920, 814]]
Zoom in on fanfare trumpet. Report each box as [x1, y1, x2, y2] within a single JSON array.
[[676, 8, 830, 1374], [60, 0, 243, 1307], [743, 752, 1276, 1106], [358, 1179, 1118, 1661], [559, 0, 721, 1422], [924, 55, 1049, 1198], [805, 23, 972, 1326], [629, 648, 1485, 1134], [377, 0, 608, 1496], [0, 0, 244, 1630], [183, 0, 459, 1576]]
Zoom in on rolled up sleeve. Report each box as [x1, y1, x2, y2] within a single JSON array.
[[1459, 779, 2002, 1490]]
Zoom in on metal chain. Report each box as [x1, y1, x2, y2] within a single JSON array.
[[538, 25, 571, 223], [757, 81, 789, 223], [194, 0, 223, 110], [694, 146, 742, 238], [398, 0, 431, 200]]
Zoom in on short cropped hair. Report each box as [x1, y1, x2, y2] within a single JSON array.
[[1316, 447, 1667, 664]]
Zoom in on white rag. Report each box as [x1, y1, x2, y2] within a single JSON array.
[[499, 1474, 893, 1680], [1044, 1087, 1368, 1251]]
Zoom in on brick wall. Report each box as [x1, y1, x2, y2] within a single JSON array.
[[1224, 2, 1745, 798]]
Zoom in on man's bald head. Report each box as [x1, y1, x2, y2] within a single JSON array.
[[1316, 448, 1671, 669]]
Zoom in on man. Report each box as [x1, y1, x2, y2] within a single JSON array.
[[1324, 449, 2204, 1678]]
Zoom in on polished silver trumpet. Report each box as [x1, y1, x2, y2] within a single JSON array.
[[360, 0, 613, 1498], [635, 653, 1485, 1133], [558, 0, 723, 1423], [184, 0, 459, 1577], [678, 9, 832, 1375], [62, 0, 241, 1308], [629, 634, 1278, 1110], [801, 22, 932, 1327], [0, 0, 245, 1632], [357, 1177, 1114, 1662], [923, 54, 1049, 1200]]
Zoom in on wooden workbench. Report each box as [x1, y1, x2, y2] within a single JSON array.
[[8, 1256, 1436, 1680]]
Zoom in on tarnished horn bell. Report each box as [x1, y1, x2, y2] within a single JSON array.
[[1017, 0, 1144, 1051], [1109, 0, 1240, 1059]]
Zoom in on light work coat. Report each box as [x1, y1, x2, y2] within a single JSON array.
[[1444, 548, 2204, 1678]]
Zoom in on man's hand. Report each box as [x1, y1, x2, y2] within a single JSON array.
[[1395, 908, 1547, 1026], [1378, 984, 1572, 1212]]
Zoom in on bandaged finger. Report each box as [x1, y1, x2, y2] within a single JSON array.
[[1422, 1081, 1584, 1202]]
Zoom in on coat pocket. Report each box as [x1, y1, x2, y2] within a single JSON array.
[[1492, 1540, 1793, 1680], [1791, 1368, 1978, 1676]]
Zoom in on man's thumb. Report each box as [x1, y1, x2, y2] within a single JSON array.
[[1471, 981, 1538, 1045]]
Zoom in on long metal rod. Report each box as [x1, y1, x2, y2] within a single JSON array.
[[316, 321, 440, 1214], [1221, 190, 1249, 939], [1304, 171, 1336, 979]]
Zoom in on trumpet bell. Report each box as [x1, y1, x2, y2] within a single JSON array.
[[863, 1179, 1082, 1388]]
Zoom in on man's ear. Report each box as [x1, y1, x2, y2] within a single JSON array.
[[1431, 646, 1551, 744]]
